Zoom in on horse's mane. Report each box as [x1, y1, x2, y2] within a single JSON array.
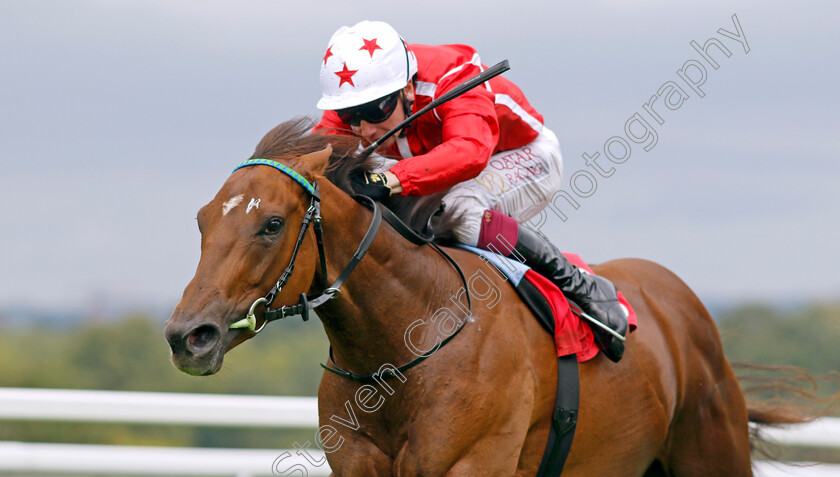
[[251, 117, 457, 240]]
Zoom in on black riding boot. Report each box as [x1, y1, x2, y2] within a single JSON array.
[[513, 225, 628, 362]]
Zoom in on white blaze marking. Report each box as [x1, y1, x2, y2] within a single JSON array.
[[246, 198, 260, 214], [222, 194, 243, 216]]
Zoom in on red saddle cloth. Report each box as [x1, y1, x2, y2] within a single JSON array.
[[524, 253, 638, 362]]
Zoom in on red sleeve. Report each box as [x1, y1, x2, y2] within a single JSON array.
[[389, 86, 500, 196]]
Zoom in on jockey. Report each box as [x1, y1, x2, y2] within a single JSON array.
[[313, 21, 628, 362]]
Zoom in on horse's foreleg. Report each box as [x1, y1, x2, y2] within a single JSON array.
[[438, 433, 529, 477], [322, 433, 393, 477]]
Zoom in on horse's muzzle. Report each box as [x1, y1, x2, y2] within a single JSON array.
[[164, 319, 224, 376]]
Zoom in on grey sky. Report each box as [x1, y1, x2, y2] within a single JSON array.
[[1, 1, 838, 314]]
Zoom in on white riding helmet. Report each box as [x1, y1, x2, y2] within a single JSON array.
[[317, 21, 418, 111]]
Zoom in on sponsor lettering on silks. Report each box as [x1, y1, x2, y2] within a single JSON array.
[[488, 146, 548, 187]]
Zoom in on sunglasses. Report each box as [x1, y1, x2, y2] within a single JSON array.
[[336, 91, 401, 127]]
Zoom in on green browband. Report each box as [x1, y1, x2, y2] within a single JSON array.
[[232, 158, 318, 198]]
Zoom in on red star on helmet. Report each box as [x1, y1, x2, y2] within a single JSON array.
[[334, 62, 358, 87], [323, 46, 333, 65], [359, 38, 383, 58]]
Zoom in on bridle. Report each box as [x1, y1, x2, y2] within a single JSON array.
[[228, 158, 383, 333], [224, 157, 473, 382]]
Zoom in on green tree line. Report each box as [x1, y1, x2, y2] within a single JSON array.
[[0, 316, 329, 449], [0, 302, 838, 449]]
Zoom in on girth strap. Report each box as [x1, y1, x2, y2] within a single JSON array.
[[536, 354, 580, 477], [505, 271, 580, 476]]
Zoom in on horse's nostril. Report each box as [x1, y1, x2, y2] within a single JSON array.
[[187, 324, 220, 352]]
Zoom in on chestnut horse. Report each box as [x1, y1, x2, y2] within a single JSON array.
[[165, 119, 763, 476]]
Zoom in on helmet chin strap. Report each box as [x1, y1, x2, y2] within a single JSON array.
[[397, 89, 414, 138]]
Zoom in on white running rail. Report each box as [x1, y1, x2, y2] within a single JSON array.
[[0, 442, 331, 476], [0, 387, 318, 428], [0, 388, 838, 476]]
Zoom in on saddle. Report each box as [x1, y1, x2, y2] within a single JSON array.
[[458, 245, 637, 361]]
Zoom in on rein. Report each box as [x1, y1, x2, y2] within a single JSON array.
[[227, 158, 472, 383], [320, 203, 474, 382]]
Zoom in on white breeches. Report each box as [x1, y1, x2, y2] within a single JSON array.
[[373, 127, 563, 245]]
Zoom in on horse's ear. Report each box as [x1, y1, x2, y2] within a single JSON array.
[[299, 145, 332, 176]]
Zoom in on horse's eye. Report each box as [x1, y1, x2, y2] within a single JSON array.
[[263, 217, 284, 235]]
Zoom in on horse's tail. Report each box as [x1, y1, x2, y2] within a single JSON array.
[[734, 361, 840, 457], [747, 407, 810, 425]]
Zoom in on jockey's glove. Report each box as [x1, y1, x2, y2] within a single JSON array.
[[350, 171, 392, 200]]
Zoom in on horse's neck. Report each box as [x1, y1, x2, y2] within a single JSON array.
[[315, 181, 459, 372]]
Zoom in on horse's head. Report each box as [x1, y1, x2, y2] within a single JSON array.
[[165, 123, 337, 376], [164, 117, 447, 376]]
